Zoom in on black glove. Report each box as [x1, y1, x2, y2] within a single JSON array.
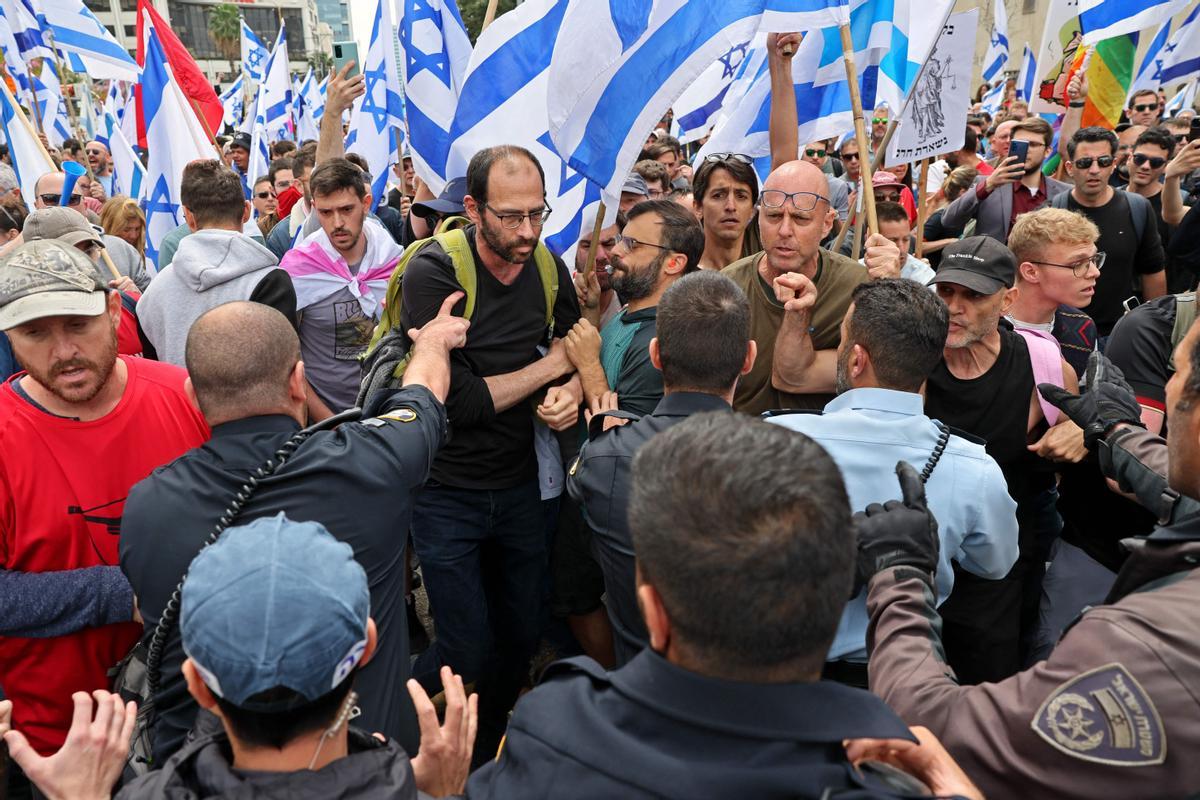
[[1038, 350, 1143, 452], [852, 461, 940, 593]]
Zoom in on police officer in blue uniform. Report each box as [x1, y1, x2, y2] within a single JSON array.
[[120, 295, 467, 767], [469, 412, 982, 800]]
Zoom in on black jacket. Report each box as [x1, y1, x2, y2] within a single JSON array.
[[116, 724, 420, 799], [567, 392, 732, 666], [466, 650, 951, 799]]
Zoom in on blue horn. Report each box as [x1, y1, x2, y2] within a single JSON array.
[[60, 160, 85, 207]]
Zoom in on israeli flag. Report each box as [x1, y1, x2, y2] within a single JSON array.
[[980, 77, 1005, 116], [1159, 4, 1200, 88], [1130, 19, 1172, 100], [36, 0, 140, 80], [103, 110, 144, 200], [241, 18, 269, 84], [1017, 44, 1035, 102], [345, 0, 405, 208], [982, 0, 1008, 84], [220, 74, 245, 131], [445, 0, 604, 256], [0, 8, 32, 106], [398, 0, 471, 192], [0, 0, 50, 60], [258, 23, 292, 143], [671, 39, 751, 144], [140, 18, 218, 268], [294, 68, 320, 142], [1165, 79, 1197, 116], [696, 0, 951, 168], [1081, 0, 1188, 46], [34, 61, 71, 148], [0, 77, 54, 209]]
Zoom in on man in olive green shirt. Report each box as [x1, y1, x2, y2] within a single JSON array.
[[723, 160, 899, 415]]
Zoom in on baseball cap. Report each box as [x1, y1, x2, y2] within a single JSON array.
[[23, 207, 104, 249], [181, 513, 370, 711], [622, 172, 650, 197], [928, 235, 1017, 295], [0, 240, 107, 330], [230, 132, 252, 152], [412, 176, 467, 218], [871, 171, 900, 187]]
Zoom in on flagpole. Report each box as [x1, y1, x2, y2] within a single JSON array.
[[839, 23, 877, 238], [44, 35, 81, 137], [188, 96, 225, 159], [482, 0, 500, 32], [583, 202, 606, 283], [915, 157, 930, 259]]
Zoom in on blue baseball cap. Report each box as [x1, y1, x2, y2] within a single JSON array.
[[180, 513, 370, 711]]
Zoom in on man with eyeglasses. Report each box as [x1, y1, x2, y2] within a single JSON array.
[[1053, 126, 1166, 337], [1111, 124, 1147, 187], [801, 141, 851, 223], [83, 140, 113, 199], [723, 160, 900, 415], [942, 117, 1068, 244], [837, 135, 863, 185], [398, 144, 582, 766], [32, 172, 149, 291], [871, 105, 890, 153], [692, 151, 759, 270], [632, 159, 669, 200]]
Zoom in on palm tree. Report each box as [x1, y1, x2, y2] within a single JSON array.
[[208, 3, 241, 78]]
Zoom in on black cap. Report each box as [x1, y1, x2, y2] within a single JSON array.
[[229, 132, 252, 152], [928, 235, 1017, 295], [412, 177, 467, 219]]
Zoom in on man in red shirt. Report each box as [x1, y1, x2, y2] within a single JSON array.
[[0, 241, 208, 758]]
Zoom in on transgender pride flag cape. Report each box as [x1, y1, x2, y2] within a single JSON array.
[[280, 217, 403, 319]]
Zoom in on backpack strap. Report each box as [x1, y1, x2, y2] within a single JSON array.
[[1049, 191, 1070, 210], [1170, 293, 1197, 372], [1014, 328, 1066, 427], [533, 243, 559, 340], [1123, 190, 1149, 244], [432, 228, 478, 321]]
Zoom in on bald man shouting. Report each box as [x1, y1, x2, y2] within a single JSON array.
[[721, 159, 899, 414]]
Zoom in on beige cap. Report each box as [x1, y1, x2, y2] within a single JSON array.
[[23, 206, 105, 249], [0, 240, 107, 330]]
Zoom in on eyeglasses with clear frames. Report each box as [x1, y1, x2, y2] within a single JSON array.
[[613, 234, 670, 253], [1033, 251, 1106, 277], [758, 189, 830, 214], [482, 202, 554, 230]]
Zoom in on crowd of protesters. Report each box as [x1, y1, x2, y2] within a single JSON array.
[[3, 29, 1200, 800]]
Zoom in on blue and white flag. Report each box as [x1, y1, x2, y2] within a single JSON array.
[[0, 0, 50, 60], [0, 8, 31, 107], [550, 1, 764, 205], [671, 39, 751, 144], [36, 0, 140, 80], [77, 81, 98, 140], [445, 0, 604, 256], [247, 22, 291, 183], [103, 110, 143, 200], [346, 0, 405, 207], [980, 76, 1005, 115], [294, 67, 320, 142], [241, 18, 269, 84], [696, 0, 953, 170], [982, 0, 1008, 84], [1165, 79, 1197, 115], [0, 76, 54, 209], [1081, 0, 1188, 46], [1130, 19, 1172, 99], [1016, 44, 1035, 102], [398, 0, 471, 192], [34, 61, 71, 148], [1159, 3, 1200, 87], [140, 19, 217, 268], [220, 74, 245, 131]]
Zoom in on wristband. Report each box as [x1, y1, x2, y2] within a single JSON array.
[[1069, 101, 1085, 108]]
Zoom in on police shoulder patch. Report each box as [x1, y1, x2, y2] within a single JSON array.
[[380, 408, 418, 423], [1031, 662, 1166, 766]]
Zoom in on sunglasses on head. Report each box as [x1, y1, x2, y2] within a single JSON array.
[[1132, 102, 1159, 113], [703, 152, 753, 165], [1071, 155, 1114, 170], [1131, 153, 1167, 169], [804, 148, 826, 158], [41, 193, 80, 206]]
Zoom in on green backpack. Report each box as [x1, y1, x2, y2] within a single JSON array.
[[359, 217, 560, 401]]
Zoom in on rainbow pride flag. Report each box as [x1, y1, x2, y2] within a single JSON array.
[[1069, 35, 1139, 129]]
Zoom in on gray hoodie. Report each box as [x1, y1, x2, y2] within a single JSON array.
[[136, 229, 297, 365]]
